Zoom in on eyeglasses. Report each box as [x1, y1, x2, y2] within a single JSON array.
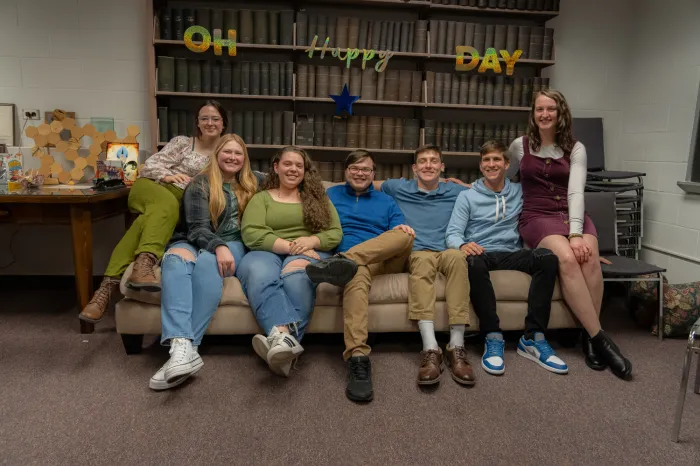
[[198, 116, 222, 123], [348, 166, 373, 175]]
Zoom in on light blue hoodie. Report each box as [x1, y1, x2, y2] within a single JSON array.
[[446, 178, 523, 253]]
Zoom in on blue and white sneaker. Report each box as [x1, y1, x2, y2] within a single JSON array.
[[481, 334, 505, 375], [517, 333, 568, 374]]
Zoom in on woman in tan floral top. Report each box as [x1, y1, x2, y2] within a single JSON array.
[[79, 100, 228, 325]]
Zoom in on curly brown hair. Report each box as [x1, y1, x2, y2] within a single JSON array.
[[527, 89, 575, 154], [262, 146, 331, 233]]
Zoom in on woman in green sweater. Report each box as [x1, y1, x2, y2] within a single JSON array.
[[238, 146, 342, 377]]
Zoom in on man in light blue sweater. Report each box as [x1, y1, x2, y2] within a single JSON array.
[[446, 141, 568, 376]]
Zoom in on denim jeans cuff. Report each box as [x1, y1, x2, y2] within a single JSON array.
[[161, 334, 195, 346]]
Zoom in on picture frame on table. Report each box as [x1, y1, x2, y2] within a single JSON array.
[[0, 104, 16, 147]]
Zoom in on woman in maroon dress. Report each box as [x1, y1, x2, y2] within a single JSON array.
[[509, 89, 631, 380]]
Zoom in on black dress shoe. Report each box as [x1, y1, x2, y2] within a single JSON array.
[[591, 330, 633, 380], [306, 256, 358, 287], [582, 330, 606, 371], [347, 356, 373, 402]]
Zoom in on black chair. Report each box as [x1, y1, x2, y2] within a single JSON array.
[[584, 192, 667, 340]]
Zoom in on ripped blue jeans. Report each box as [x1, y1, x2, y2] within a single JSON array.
[[160, 240, 246, 346], [236, 250, 331, 341]]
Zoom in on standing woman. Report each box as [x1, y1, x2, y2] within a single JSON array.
[[79, 100, 227, 324], [150, 134, 262, 390], [508, 89, 632, 380], [237, 147, 342, 377]]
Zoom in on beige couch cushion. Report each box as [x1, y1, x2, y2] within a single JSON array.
[[121, 263, 562, 307]]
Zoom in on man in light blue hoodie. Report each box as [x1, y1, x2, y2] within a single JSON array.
[[446, 141, 568, 375]]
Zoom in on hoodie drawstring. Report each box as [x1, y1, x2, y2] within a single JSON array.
[[494, 195, 507, 222]]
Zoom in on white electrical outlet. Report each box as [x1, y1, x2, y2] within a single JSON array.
[[22, 109, 40, 120]]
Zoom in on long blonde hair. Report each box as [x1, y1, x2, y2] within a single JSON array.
[[203, 133, 258, 229]]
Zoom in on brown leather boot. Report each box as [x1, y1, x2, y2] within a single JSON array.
[[445, 345, 476, 386], [79, 276, 121, 323], [417, 348, 444, 385], [126, 252, 161, 292]]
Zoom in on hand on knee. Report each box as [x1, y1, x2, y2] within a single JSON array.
[[282, 259, 311, 274]]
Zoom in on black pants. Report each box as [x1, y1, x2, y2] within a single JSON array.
[[467, 248, 559, 338]]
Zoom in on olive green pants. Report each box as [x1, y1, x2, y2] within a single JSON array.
[[104, 178, 183, 278]]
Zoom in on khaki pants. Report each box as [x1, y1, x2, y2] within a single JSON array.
[[407, 249, 470, 326], [341, 230, 414, 360]]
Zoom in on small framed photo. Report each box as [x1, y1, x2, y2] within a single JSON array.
[[0, 104, 16, 146]]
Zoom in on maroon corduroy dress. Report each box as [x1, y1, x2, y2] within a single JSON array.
[[518, 136, 597, 248]]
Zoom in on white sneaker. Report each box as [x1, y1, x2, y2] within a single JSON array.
[[149, 363, 191, 391], [252, 334, 271, 362], [266, 329, 304, 377], [163, 338, 204, 384]]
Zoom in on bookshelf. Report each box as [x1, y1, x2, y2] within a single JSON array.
[[147, 0, 558, 182]]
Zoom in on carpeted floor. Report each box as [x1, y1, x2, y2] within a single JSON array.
[[1, 280, 699, 466]]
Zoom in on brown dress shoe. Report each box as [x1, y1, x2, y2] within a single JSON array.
[[417, 348, 444, 385], [79, 276, 121, 323], [126, 252, 160, 292], [445, 345, 476, 386]]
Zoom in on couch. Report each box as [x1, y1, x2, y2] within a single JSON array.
[[114, 262, 578, 353]]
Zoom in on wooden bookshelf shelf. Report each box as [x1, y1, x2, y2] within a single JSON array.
[[442, 151, 481, 157], [428, 53, 555, 68], [430, 4, 559, 20], [154, 40, 296, 52], [297, 145, 414, 154], [156, 91, 295, 101], [426, 102, 530, 111], [296, 97, 425, 107]]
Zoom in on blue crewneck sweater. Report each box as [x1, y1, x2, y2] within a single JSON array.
[[327, 182, 405, 252], [446, 178, 523, 253]]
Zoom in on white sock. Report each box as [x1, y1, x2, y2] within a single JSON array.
[[449, 324, 465, 348], [418, 320, 439, 351]]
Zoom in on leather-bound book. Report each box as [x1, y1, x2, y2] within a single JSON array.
[[173, 57, 186, 92], [468, 74, 478, 105], [494, 124, 502, 145], [403, 119, 420, 150], [520, 77, 531, 107], [517, 0, 527, 7], [429, 20, 439, 54], [307, 14, 317, 44], [386, 21, 396, 51], [333, 119, 347, 147], [536, 0, 545, 10], [240, 62, 250, 95], [239, 10, 253, 43], [477, 76, 486, 105], [506, 25, 518, 54], [385, 70, 400, 101], [400, 21, 410, 53], [211, 9, 223, 34], [336, 17, 349, 49], [316, 66, 330, 98], [178, 111, 188, 137], [544, 0, 553, 9], [359, 116, 368, 147], [348, 17, 360, 49], [393, 119, 403, 150], [347, 117, 360, 147], [478, 0, 488, 6], [158, 107, 168, 142], [455, 21, 465, 52], [342, 66, 350, 92], [485, 24, 495, 51], [494, 75, 504, 106], [268, 11, 279, 45], [541, 77, 550, 90], [280, 10, 294, 45], [194, 9, 208, 31], [260, 62, 269, 95], [485, 76, 494, 106], [411, 71, 423, 103], [466, 123, 474, 152], [283, 111, 294, 144], [295, 115, 311, 146], [503, 77, 512, 106], [518, 25, 531, 58], [435, 122, 443, 149], [391, 164, 401, 179], [531, 76, 541, 103], [473, 24, 486, 53], [441, 122, 450, 150], [212, 62, 221, 94], [243, 111, 254, 143], [350, 67, 362, 97], [437, 20, 447, 54], [494, 24, 506, 51], [378, 21, 388, 50], [517, 122, 527, 137], [508, 124, 517, 145], [445, 21, 456, 56], [327, 17, 336, 48], [434, 72, 444, 104], [370, 20, 381, 50], [222, 61, 232, 93], [457, 123, 467, 152], [408, 22, 415, 53], [450, 75, 460, 104], [158, 56, 176, 93], [323, 116, 334, 147], [232, 112, 243, 135], [465, 23, 476, 48], [160, 8, 172, 40], [250, 63, 260, 95], [367, 116, 382, 149], [172, 8, 183, 40], [313, 116, 324, 146], [543, 28, 554, 60], [376, 69, 386, 100], [399, 70, 412, 102], [424, 120, 435, 145], [527, 0, 536, 8], [392, 22, 402, 51], [188, 59, 201, 92], [361, 67, 377, 101], [269, 62, 280, 96], [498, 0, 508, 7], [224, 9, 238, 36], [297, 12, 308, 46], [272, 112, 283, 145], [253, 111, 264, 144], [329, 66, 342, 95], [425, 71, 435, 103], [201, 60, 212, 93], [458, 74, 468, 104], [359, 19, 369, 49], [332, 162, 344, 182], [449, 123, 459, 151], [489, 0, 498, 6], [296, 64, 308, 97], [253, 10, 268, 44], [381, 117, 395, 149], [264, 112, 273, 144], [473, 123, 484, 148], [308, 65, 316, 97], [512, 76, 522, 106], [529, 27, 544, 60]]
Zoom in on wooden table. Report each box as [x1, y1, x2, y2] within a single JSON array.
[[0, 185, 130, 334]]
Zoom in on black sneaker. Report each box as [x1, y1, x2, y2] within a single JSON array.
[[346, 356, 373, 402], [306, 256, 358, 287]]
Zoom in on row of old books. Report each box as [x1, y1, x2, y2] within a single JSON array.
[[157, 108, 294, 146], [424, 120, 527, 152], [296, 116, 421, 150], [157, 57, 294, 96], [297, 65, 423, 103], [297, 14, 428, 54], [157, 8, 294, 45], [433, 0, 560, 11], [429, 21, 553, 60], [427, 73, 550, 107]]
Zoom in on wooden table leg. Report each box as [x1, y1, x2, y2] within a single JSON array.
[[70, 205, 94, 334]]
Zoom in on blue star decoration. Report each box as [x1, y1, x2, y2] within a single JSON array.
[[330, 84, 360, 118]]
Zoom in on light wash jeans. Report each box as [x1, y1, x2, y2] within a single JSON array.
[[160, 240, 246, 346], [236, 250, 331, 341]]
